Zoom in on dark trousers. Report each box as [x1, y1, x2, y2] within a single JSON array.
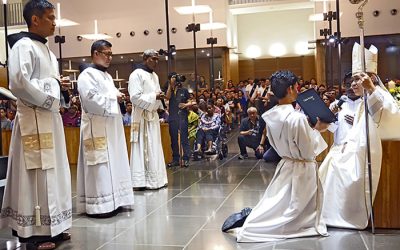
[[263, 146, 281, 162], [169, 117, 191, 161], [196, 128, 218, 146], [238, 135, 263, 159]]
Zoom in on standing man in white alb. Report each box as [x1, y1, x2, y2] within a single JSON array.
[[0, 1, 72, 249], [76, 40, 134, 217], [128, 49, 168, 190]]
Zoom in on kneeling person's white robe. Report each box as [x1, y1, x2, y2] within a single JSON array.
[[0, 33, 72, 238], [128, 67, 167, 189], [237, 104, 328, 242], [77, 66, 134, 214]]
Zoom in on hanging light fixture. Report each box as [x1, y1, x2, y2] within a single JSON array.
[[174, 5, 211, 15], [80, 20, 112, 40], [55, 3, 79, 27], [200, 10, 226, 31]]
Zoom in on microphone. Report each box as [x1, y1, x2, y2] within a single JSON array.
[[337, 95, 349, 108]]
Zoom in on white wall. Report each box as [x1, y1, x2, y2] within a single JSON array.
[[315, 0, 400, 38], [48, 0, 228, 58], [236, 8, 315, 59], [0, 26, 27, 63]]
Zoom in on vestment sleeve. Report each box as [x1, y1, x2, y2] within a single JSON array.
[[9, 42, 60, 111]]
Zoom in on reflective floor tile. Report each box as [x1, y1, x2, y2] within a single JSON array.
[[134, 188, 183, 206], [185, 229, 275, 250], [55, 226, 126, 250], [0, 239, 21, 250], [0, 229, 15, 239], [72, 205, 158, 228], [359, 229, 400, 250], [211, 166, 253, 176], [100, 243, 183, 250], [155, 197, 225, 216], [223, 190, 265, 208], [198, 174, 247, 184], [178, 184, 237, 198], [167, 170, 210, 189], [112, 215, 206, 246], [236, 176, 271, 191]]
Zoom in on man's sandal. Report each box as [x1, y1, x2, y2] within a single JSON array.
[[36, 242, 56, 250]]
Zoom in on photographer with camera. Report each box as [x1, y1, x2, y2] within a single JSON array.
[[165, 72, 195, 168]]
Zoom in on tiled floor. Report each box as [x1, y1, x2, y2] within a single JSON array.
[[1, 130, 399, 249]]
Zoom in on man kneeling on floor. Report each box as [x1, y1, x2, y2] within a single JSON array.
[[237, 107, 265, 160], [222, 70, 330, 242]]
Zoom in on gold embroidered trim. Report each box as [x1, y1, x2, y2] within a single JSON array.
[[22, 135, 40, 151], [22, 133, 54, 150], [39, 133, 53, 149], [132, 123, 140, 132], [83, 137, 107, 151]]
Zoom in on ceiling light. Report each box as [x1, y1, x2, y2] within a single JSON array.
[[200, 22, 227, 30], [2, 0, 7, 4], [269, 43, 286, 57], [80, 20, 112, 40], [309, 12, 343, 22], [174, 5, 211, 15], [55, 3, 79, 27], [246, 45, 261, 59]]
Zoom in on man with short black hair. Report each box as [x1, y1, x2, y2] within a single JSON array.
[[1, 1, 72, 249], [76, 40, 134, 217], [129, 49, 168, 190], [123, 101, 133, 126], [165, 72, 193, 168]]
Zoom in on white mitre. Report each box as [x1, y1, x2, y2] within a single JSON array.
[[352, 42, 378, 75]]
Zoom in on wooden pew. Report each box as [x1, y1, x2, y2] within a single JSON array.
[[2, 124, 173, 165]]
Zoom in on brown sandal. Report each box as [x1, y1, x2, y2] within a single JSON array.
[[37, 242, 56, 250]]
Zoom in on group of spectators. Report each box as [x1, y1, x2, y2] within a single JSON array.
[[1, 67, 400, 171]]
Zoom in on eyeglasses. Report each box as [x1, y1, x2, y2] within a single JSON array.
[[97, 50, 113, 58]]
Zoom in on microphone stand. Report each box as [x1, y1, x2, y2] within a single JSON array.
[[352, 0, 375, 234]]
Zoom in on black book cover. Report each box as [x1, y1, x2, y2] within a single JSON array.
[[296, 88, 337, 126]]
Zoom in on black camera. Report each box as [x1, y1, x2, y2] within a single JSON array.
[[174, 74, 186, 83]]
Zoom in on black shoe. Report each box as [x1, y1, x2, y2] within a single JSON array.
[[238, 154, 248, 160], [183, 160, 190, 168], [221, 207, 252, 232], [167, 161, 180, 168]]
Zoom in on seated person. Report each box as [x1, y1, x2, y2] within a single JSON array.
[[188, 105, 199, 150], [195, 103, 221, 154], [62, 104, 81, 127], [238, 107, 265, 159]]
